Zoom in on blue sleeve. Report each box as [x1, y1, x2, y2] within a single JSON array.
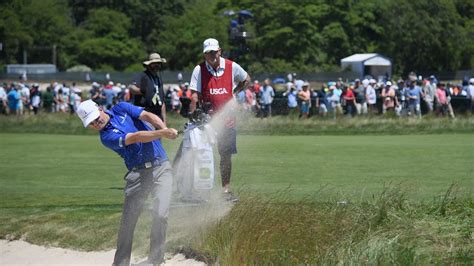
[[101, 130, 127, 152], [114, 102, 144, 119]]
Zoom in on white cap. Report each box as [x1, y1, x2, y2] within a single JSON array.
[[362, 79, 369, 87], [469, 78, 474, 84], [369, 79, 376, 84], [203, 38, 220, 53], [76, 100, 100, 127], [386, 81, 392, 86]]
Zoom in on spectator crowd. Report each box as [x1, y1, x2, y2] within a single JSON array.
[[234, 72, 474, 119], [1, 72, 473, 119]]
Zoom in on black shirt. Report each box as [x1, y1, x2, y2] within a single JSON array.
[[132, 70, 165, 119]]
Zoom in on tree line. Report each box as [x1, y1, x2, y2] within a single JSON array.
[[1, 0, 473, 77]]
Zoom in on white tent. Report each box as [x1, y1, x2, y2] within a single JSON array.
[[341, 53, 391, 80]]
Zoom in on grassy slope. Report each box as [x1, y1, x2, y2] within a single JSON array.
[[0, 133, 472, 262]]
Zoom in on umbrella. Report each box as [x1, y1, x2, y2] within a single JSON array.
[[238, 10, 253, 18], [272, 77, 286, 84]]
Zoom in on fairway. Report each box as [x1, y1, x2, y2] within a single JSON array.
[[0, 132, 472, 208], [235, 134, 473, 200]]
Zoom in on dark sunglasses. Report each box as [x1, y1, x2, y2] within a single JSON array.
[[205, 50, 219, 55]]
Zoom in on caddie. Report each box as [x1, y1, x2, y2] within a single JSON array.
[[189, 38, 251, 201]]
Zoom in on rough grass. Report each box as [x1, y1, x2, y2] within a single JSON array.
[[190, 185, 473, 265], [237, 113, 474, 135], [1, 112, 473, 135]]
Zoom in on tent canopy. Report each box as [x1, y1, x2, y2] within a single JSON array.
[[341, 53, 392, 79], [341, 53, 391, 66]]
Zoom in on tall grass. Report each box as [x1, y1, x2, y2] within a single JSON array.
[[189, 185, 473, 265], [1, 112, 473, 135], [237, 113, 474, 135]]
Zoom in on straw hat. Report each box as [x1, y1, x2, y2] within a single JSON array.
[[143, 53, 167, 65]]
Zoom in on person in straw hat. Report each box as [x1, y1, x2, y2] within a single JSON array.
[[130, 53, 168, 125]]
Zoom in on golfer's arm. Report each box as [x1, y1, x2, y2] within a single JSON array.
[[124, 130, 166, 145], [139, 110, 167, 129]]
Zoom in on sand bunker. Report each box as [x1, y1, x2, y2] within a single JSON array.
[[0, 240, 205, 266]]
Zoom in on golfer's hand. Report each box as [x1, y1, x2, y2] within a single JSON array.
[[161, 128, 178, 139]]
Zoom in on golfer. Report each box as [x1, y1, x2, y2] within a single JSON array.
[[76, 99, 178, 265], [189, 38, 250, 201]]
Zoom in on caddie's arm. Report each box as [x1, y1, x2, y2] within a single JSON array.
[[190, 90, 199, 113], [233, 74, 251, 94], [138, 110, 167, 129], [125, 127, 178, 145]]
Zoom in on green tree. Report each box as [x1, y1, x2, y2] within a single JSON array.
[[378, 0, 466, 75], [0, 7, 33, 64], [77, 34, 144, 71], [454, 0, 474, 69], [76, 8, 144, 71], [83, 8, 131, 36], [154, 0, 228, 70], [0, 0, 72, 67], [238, 1, 327, 72]]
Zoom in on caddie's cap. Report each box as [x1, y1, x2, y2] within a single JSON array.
[[203, 38, 220, 53], [76, 100, 100, 127]]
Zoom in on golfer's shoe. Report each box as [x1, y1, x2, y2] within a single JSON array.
[[223, 191, 239, 203]]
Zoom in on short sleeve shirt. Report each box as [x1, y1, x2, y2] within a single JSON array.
[[407, 86, 422, 104], [100, 102, 168, 170], [132, 70, 165, 119], [189, 57, 247, 93]]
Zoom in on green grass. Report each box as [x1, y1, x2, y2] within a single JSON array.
[[194, 186, 473, 265], [1, 112, 473, 135], [234, 134, 473, 200], [0, 132, 472, 263]]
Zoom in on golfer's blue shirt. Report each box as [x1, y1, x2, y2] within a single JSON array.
[[100, 102, 168, 170]]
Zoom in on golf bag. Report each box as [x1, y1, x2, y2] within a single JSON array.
[[173, 109, 216, 202]]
